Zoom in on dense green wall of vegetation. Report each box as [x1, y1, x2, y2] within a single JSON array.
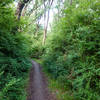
[[0, 0, 100, 100], [0, 1, 32, 100], [42, 0, 100, 99]]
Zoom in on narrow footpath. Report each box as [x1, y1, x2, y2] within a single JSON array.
[[27, 61, 57, 100]]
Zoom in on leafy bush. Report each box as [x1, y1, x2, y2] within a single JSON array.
[[26, 23, 44, 59], [0, 1, 32, 100], [42, 0, 100, 99]]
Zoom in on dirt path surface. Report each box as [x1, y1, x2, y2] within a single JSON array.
[[27, 60, 57, 100]]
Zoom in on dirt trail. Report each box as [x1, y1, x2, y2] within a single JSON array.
[[27, 60, 57, 100]]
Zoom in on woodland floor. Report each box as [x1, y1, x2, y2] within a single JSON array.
[[27, 60, 57, 100]]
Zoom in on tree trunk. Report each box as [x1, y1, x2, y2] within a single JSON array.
[[35, 0, 39, 37], [42, 0, 46, 45], [16, 0, 30, 20], [43, 29, 47, 45], [22, 4, 28, 16], [42, 0, 54, 45], [70, 0, 73, 5], [35, 21, 39, 37]]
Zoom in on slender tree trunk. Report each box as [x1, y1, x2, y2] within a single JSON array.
[[70, 0, 73, 5], [35, 0, 39, 37], [42, 0, 46, 45], [35, 21, 39, 37], [43, 29, 47, 45], [42, 0, 54, 45]]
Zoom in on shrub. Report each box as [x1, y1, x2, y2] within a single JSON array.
[[0, 1, 32, 99], [42, 0, 100, 99]]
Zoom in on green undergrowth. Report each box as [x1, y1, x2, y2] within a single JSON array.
[[42, 0, 100, 100], [49, 79, 74, 100], [0, 1, 32, 100], [42, 66, 74, 100]]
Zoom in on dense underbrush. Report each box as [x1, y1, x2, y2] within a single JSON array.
[[0, 1, 32, 100], [42, 0, 100, 100]]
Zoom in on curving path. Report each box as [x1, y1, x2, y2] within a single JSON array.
[[27, 60, 57, 100]]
